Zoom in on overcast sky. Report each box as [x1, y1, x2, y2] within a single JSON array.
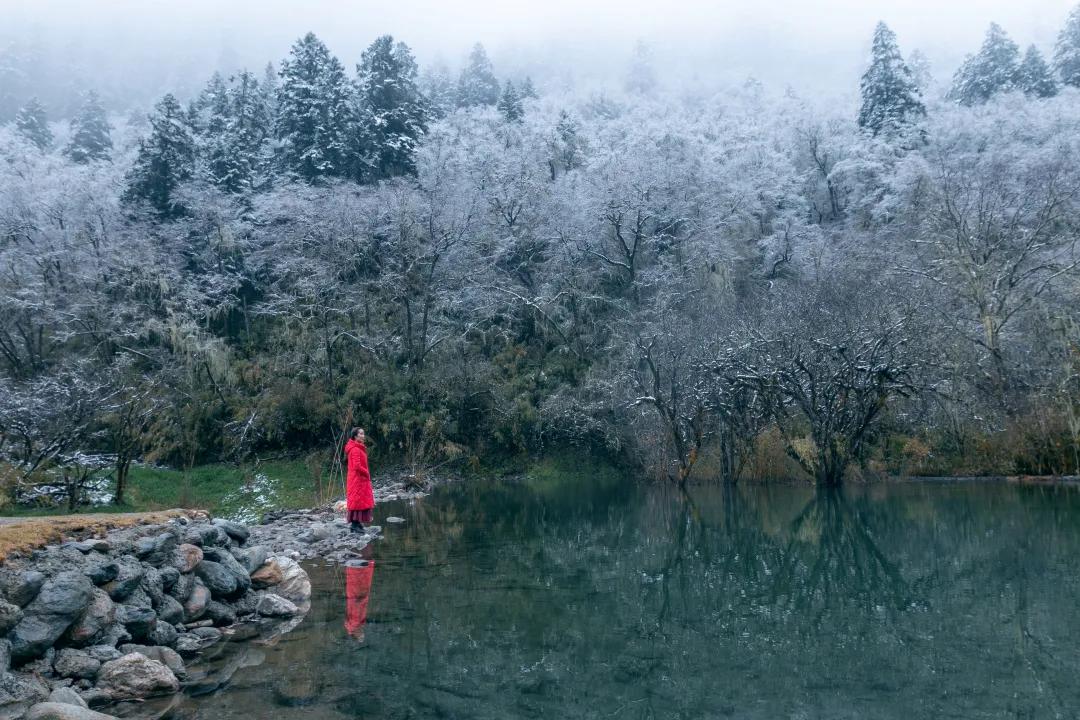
[[4, 0, 1078, 101]]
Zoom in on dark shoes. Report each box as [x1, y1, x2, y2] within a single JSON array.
[[350, 521, 365, 534]]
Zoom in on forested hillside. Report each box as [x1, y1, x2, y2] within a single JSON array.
[[2, 12, 1080, 506]]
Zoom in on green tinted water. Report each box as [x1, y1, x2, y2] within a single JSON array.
[[166, 476, 1080, 719]]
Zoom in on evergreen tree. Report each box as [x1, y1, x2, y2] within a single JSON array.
[[548, 110, 587, 178], [260, 62, 280, 123], [123, 94, 195, 217], [64, 91, 112, 163], [203, 70, 272, 193], [353, 36, 428, 181], [857, 22, 925, 136], [949, 23, 1022, 105], [520, 76, 538, 99], [907, 49, 933, 93], [420, 63, 457, 119], [457, 43, 500, 107], [1055, 4, 1080, 87], [192, 72, 229, 138], [14, 97, 52, 150], [625, 40, 657, 95], [276, 32, 353, 181], [1018, 45, 1059, 98], [497, 80, 524, 123]]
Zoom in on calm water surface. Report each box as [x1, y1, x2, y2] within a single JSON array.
[[163, 476, 1080, 719]]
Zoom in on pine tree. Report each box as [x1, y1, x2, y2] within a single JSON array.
[[520, 76, 538, 99], [625, 40, 657, 95], [497, 81, 524, 123], [276, 32, 353, 181], [14, 97, 52, 150], [123, 94, 195, 216], [548, 110, 587, 178], [857, 22, 925, 136], [64, 91, 112, 163], [1055, 4, 1080, 87], [457, 43, 500, 107], [201, 70, 272, 193], [260, 62, 280, 123], [907, 49, 933, 93], [420, 63, 457, 119], [1018, 45, 1059, 98], [949, 23, 1022, 105], [353, 35, 428, 181]]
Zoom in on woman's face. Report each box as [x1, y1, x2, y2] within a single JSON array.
[[356, 429, 365, 443]]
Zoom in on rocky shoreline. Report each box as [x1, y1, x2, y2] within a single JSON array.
[[0, 514, 313, 720]]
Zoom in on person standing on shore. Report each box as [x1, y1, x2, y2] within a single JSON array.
[[344, 427, 374, 533]]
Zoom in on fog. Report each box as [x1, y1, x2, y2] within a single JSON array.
[[2, 0, 1077, 114]]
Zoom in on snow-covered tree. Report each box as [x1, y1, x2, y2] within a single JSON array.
[[1054, 5, 1080, 87], [520, 76, 538, 100], [200, 70, 272, 193], [14, 97, 52, 150], [420, 62, 457, 118], [1018, 45, 1059, 98], [497, 81, 524, 122], [276, 32, 352, 181], [949, 23, 1022, 105], [123, 93, 196, 216], [857, 22, 925, 136], [354, 35, 428, 181], [625, 40, 657, 95], [907, 49, 934, 93], [457, 43, 500, 107], [64, 91, 112, 163]]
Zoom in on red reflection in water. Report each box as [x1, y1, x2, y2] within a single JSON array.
[[345, 561, 375, 642]]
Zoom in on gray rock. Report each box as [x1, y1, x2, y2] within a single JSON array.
[[76, 688, 111, 708], [385, 516, 406, 524], [9, 572, 94, 661], [158, 567, 180, 591], [255, 594, 300, 618], [266, 557, 311, 606], [95, 653, 178, 700], [202, 548, 251, 594], [231, 545, 268, 575], [147, 621, 178, 648], [81, 560, 118, 586], [88, 623, 129, 650], [202, 601, 237, 627], [120, 585, 152, 610], [212, 518, 250, 544], [101, 556, 143, 602], [193, 561, 237, 599], [117, 645, 185, 680], [139, 568, 164, 610], [52, 650, 100, 680], [115, 605, 156, 642], [20, 647, 55, 676], [24, 702, 120, 720], [181, 580, 210, 623], [66, 589, 114, 647], [0, 639, 10, 675], [0, 671, 49, 718], [65, 539, 109, 554], [47, 686, 88, 708], [182, 524, 227, 548], [172, 635, 203, 657], [156, 595, 184, 626], [83, 646, 121, 663], [0, 600, 23, 635], [135, 533, 177, 568], [231, 592, 259, 617], [189, 626, 221, 642], [166, 573, 195, 603], [171, 544, 203, 574], [1, 570, 46, 607]]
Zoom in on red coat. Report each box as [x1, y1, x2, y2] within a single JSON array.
[[344, 439, 374, 511], [344, 562, 374, 640]]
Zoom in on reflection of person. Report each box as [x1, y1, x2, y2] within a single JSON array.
[[344, 427, 375, 533], [345, 560, 375, 642]]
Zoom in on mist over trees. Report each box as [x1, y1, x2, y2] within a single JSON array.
[[2, 8, 1080, 506]]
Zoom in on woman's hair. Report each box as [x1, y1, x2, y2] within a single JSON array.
[[350, 427, 364, 440]]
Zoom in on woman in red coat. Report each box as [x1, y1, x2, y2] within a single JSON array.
[[344, 427, 375, 533]]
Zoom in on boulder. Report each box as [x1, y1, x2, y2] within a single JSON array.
[[140, 567, 165, 609], [231, 545, 268, 575], [84, 646, 121, 664], [181, 580, 210, 623], [88, 623, 129, 650], [249, 561, 283, 589], [231, 592, 259, 617], [1, 570, 46, 607], [171, 544, 203, 574], [189, 626, 221, 642], [10, 572, 94, 661], [202, 601, 237, 627], [156, 595, 184, 626], [266, 557, 311, 605], [0, 639, 10, 675], [76, 688, 111, 708], [64, 540, 109, 555], [166, 573, 195, 603], [53, 650, 100, 680], [0, 600, 23, 635], [95, 653, 178, 700], [386, 516, 406, 524], [24, 702, 120, 720], [202, 548, 251, 593], [115, 605, 156, 642], [172, 635, 203, 657], [47, 686, 88, 708], [81, 560, 118, 587], [117, 645, 185, 680], [100, 557, 143, 602], [193, 561, 237, 599], [135, 533, 177, 568], [0, 672, 50, 718], [66, 590, 114, 647], [212, 518, 250, 544], [182, 524, 227, 548], [255, 594, 300, 618]]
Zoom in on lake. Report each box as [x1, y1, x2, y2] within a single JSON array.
[[151, 474, 1080, 719]]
